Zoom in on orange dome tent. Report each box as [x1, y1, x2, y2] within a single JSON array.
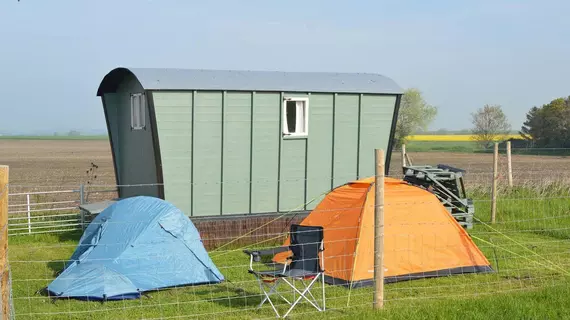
[[273, 177, 492, 287]]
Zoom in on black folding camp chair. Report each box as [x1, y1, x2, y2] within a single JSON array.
[[244, 224, 325, 318]]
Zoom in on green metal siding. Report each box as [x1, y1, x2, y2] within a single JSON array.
[[146, 89, 397, 217], [305, 94, 334, 210], [193, 92, 223, 216], [222, 92, 252, 214], [333, 94, 360, 188], [251, 93, 280, 213], [358, 95, 397, 178], [279, 139, 306, 211], [152, 92, 193, 215]]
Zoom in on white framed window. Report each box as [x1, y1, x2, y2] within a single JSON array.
[[282, 97, 309, 137], [130, 93, 146, 130]]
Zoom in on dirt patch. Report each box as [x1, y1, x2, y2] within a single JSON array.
[[0, 140, 115, 188]]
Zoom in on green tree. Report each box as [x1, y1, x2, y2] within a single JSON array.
[[470, 104, 511, 148], [520, 97, 570, 148], [394, 88, 437, 148]]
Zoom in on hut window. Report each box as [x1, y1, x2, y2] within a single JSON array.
[[130, 93, 146, 130], [282, 97, 308, 137]]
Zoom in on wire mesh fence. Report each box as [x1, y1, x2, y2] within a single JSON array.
[[4, 147, 570, 319]]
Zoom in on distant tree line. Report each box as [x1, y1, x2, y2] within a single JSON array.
[[388, 89, 569, 150], [469, 97, 570, 149], [520, 96, 570, 148], [53, 130, 82, 136]]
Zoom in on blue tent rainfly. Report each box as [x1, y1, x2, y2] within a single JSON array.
[[47, 196, 224, 300]]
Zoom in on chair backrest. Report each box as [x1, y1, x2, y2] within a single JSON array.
[[289, 224, 324, 273]]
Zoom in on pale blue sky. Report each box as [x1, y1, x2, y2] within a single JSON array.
[[1, 0, 569, 134]]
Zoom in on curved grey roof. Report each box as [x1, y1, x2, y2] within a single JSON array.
[[97, 67, 403, 96]]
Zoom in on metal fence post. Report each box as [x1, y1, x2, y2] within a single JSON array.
[[79, 184, 85, 231], [26, 194, 31, 234], [79, 184, 85, 206]]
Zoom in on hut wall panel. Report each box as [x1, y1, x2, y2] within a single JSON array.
[[358, 95, 397, 178], [222, 92, 252, 215], [115, 76, 159, 198], [305, 93, 334, 210], [193, 92, 223, 216], [153, 92, 193, 215], [251, 93, 280, 213], [332, 94, 360, 188]]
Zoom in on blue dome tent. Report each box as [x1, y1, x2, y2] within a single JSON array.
[[47, 196, 224, 300]]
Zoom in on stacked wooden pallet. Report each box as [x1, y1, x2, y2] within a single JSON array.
[[402, 164, 474, 229]]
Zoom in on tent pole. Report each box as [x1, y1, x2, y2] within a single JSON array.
[[373, 150, 385, 309]]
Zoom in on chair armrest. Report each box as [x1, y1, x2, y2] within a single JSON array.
[[243, 246, 290, 262]]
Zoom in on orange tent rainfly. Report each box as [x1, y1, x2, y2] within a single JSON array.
[[274, 177, 492, 287]]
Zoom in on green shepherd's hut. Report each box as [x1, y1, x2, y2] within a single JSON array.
[[96, 67, 403, 217]]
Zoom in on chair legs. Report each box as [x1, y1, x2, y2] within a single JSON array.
[[257, 278, 291, 316], [258, 281, 280, 317], [255, 274, 326, 318], [281, 275, 324, 318]]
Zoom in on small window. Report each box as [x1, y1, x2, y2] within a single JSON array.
[[282, 97, 308, 137], [130, 93, 146, 130]]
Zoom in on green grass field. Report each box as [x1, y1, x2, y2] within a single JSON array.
[[405, 141, 570, 156], [405, 141, 480, 153], [9, 185, 570, 319]]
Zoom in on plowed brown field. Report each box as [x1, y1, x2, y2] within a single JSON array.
[[1, 140, 568, 189]]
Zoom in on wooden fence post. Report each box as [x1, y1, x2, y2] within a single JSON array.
[[374, 149, 385, 309], [405, 153, 413, 167], [0, 165, 10, 319], [491, 144, 498, 224], [507, 141, 513, 187], [401, 144, 406, 168]]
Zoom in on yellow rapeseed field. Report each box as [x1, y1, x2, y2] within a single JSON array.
[[407, 134, 524, 142]]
